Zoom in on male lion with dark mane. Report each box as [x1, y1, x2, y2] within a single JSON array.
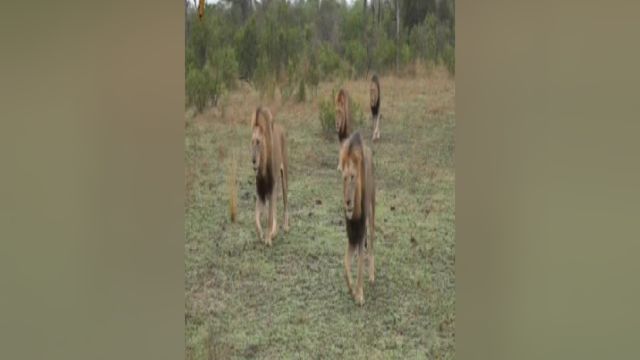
[[250, 107, 289, 246], [335, 88, 352, 143], [338, 132, 376, 305]]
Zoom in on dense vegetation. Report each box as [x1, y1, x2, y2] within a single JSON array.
[[185, 0, 455, 112]]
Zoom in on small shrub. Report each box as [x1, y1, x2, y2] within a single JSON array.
[[186, 66, 218, 113], [296, 78, 306, 103], [443, 44, 455, 76], [345, 40, 367, 77], [349, 98, 365, 128], [318, 44, 341, 79], [318, 96, 336, 138], [211, 46, 239, 91], [253, 52, 276, 99], [306, 53, 320, 96]]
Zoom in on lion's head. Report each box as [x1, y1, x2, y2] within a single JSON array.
[[338, 133, 364, 220], [251, 107, 272, 177]]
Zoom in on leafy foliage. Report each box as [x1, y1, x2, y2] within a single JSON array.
[[185, 0, 456, 111]]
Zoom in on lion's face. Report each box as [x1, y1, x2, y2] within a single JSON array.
[[251, 126, 266, 175], [341, 159, 360, 220]]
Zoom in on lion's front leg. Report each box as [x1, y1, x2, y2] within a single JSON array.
[[344, 243, 356, 299], [355, 242, 365, 306], [267, 192, 278, 246], [255, 200, 265, 243], [372, 114, 381, 141]]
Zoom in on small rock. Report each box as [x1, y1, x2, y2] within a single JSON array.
[[390, 206, 396, 211], [315, 199, 322, 205]]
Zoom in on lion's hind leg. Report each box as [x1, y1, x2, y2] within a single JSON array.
[[267, 192, 278, 246]]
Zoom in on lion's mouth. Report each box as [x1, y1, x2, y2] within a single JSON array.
[[345, 207, 354, 218]]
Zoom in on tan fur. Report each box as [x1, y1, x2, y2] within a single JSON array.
[[335, 89, 352, 143], [338, 133, 376, 305], [250, 107, 289, 246], [197, 0, 205, 20]]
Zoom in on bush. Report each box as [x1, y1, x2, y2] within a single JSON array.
[[425, 13, 438, 62], [349, 97, 365, 128], [296, 79, 306, 103], [253, 52, 276, 99], [401, 43, 412, 67], [318, 44, 342, 79], [235, 17, 258, 80], [186, 66, 218, 113], [345, 40, 367, 77], [369, 24, 397, 71], [442, 43, 455, 76], [211, 46, 239, 91], [306, 53, 320, 96], [318, 96, 335, 137]]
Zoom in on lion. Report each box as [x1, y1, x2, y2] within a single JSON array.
[[250, 107, 289, 246], [370, 74, 381, 141], [335, 88, 352, 143], [338, 132, 376, 305]]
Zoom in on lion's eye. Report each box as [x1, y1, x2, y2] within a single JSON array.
[[350, 175, 354, 181], [256, 139, 260, 145]]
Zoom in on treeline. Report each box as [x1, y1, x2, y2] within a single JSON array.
[[185, 0, 455, 112]]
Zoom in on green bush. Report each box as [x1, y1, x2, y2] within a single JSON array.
[[374, 35, 397, 70], [211, 46, 239, 91], [408, 21, 429, 60], [318, 44, 341, 79], [187, 66, 218, 113], [296, 79, 306, 103], [349, 97, 365, 128], [401, 43, 412, 67], [306, 53, 320, 96], [253, 52, 276, 99], [425, 13, 438, 62], [345, 40, 367, 77], [443, 43, 455, 76], [318, 96, 335, 137], [235, 17, 258, 80]]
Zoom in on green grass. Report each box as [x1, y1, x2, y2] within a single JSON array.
[[185, 71, 455, 359]]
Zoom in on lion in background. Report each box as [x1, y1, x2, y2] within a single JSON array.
[[370, 74, 381, 141], [251, 107, 289, 246], [338, 132, 376, 305], [335, 88, 352, 143]]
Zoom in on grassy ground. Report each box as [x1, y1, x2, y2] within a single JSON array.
[[185, 67, 455, 359]]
